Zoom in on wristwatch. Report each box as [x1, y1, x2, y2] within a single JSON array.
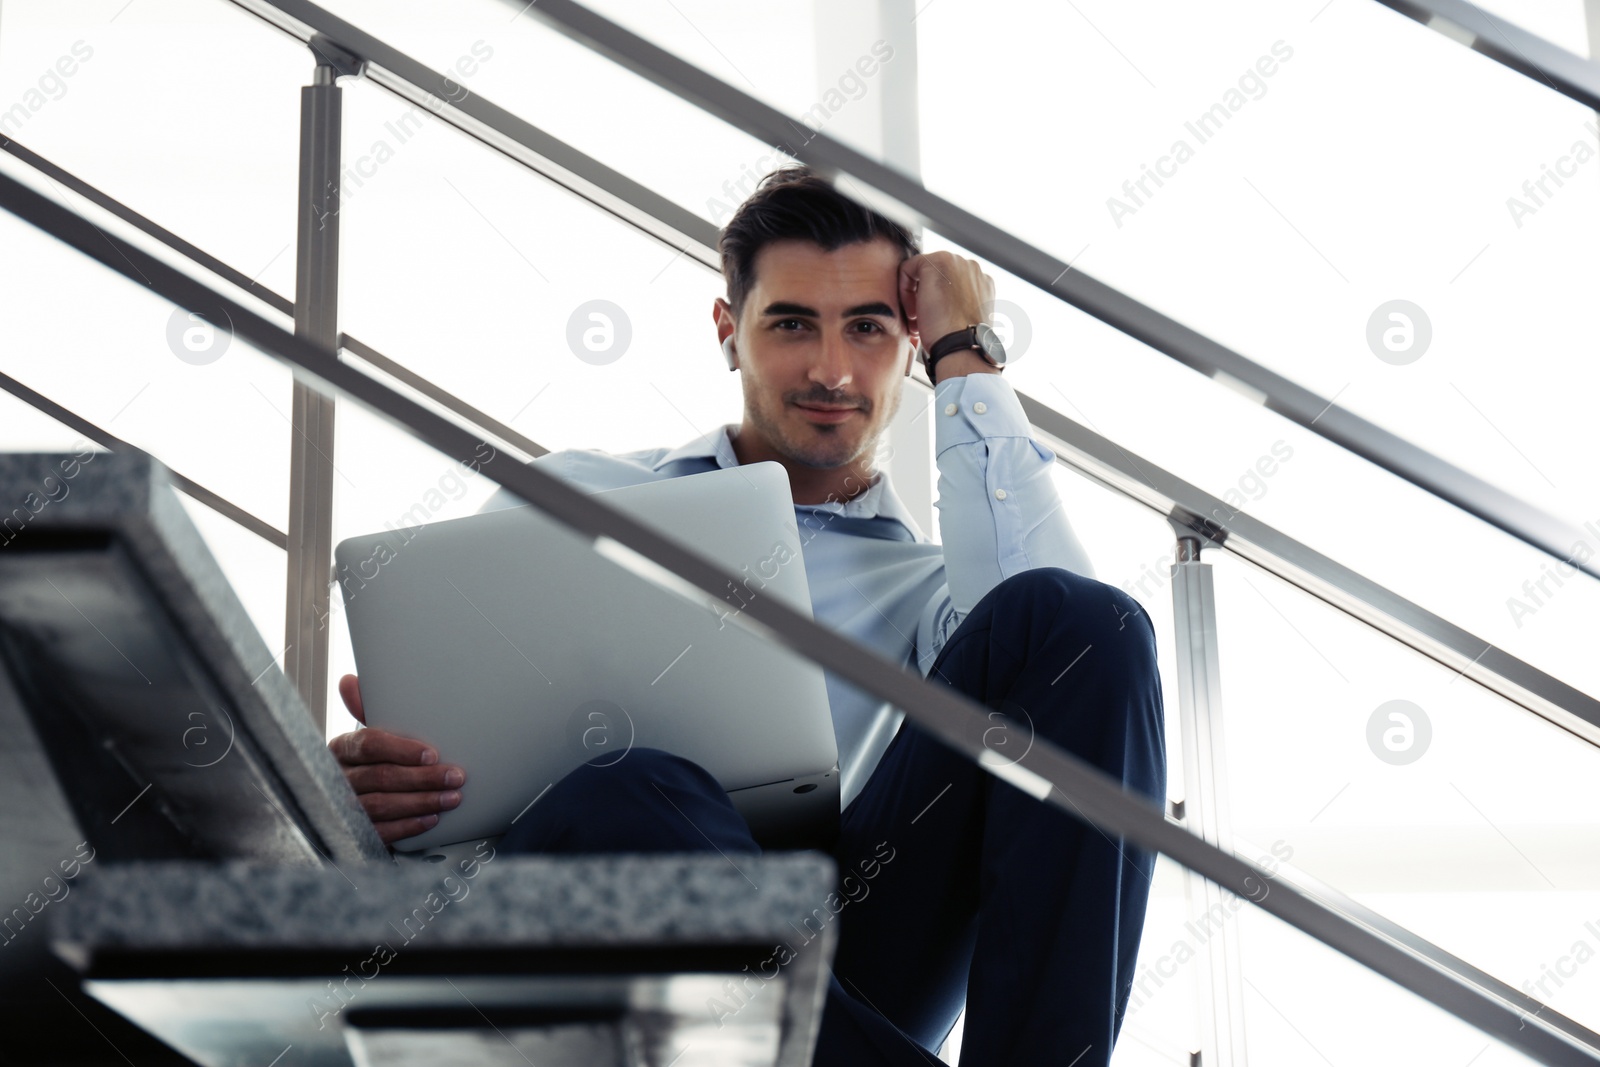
[[921, 324, 1007, 384]]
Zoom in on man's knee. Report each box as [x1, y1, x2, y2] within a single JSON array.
[[986, 570, 1165, 792], [988, 567, 1157, 659], [555, 746, 725, 805], [503, 746, 749, 855]]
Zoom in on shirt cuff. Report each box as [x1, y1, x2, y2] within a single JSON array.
[[932, 372, 1038, 455]]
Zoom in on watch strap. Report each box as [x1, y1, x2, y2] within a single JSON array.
[[928, 326, 981, 360], [922, 326, 981, 383]]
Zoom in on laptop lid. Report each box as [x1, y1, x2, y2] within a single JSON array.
[[334, 461, 838, 851]]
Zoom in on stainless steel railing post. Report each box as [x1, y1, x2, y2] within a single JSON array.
[[284, 38, 360, 731], [1171, 530, 1249, 1066]]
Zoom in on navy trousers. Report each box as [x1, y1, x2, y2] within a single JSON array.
[[499, 566, 1167, 1066]]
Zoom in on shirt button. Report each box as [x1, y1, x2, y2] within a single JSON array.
[[973, 402, 988, 414], [994, 488, 1008, 500], [943, 403, 958, 416]]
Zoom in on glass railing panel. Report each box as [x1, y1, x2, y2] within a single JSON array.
[[0, 0, 310, 305], [334, 70, 740, 460], [1210, 547, 1600, 1032], [564, 0, 905, 171], [175, 493, 288, 666], [1228, 890, 1553, 1067], [914, 0, 1596, 531], [0, 221, 293, 658], [0, 177, 295, 540], [924, 226, 1600, 704], [0, 390, 93, 453], [311, 0, 813, 224]]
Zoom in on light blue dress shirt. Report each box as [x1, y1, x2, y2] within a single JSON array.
[[480, 372, 1095, 808]]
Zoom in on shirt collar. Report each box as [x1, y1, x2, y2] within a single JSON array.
[[652, 423, 926, 543]]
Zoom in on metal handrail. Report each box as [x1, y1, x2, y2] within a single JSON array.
[[4, 161, 1598, 1067], [1375, 0, 1600, 111]]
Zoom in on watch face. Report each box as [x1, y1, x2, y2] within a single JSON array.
[[975, 322, 1007, 367]]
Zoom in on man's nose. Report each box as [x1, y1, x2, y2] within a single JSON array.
[[808, 333, 853, 391]]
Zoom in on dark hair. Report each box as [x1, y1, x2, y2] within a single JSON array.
[[717, 165, 920, 319]]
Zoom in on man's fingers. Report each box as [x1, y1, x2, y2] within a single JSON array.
[[343, 762, 465, 795], [358, 789, 462, 824], [338, 673, 366, 725], [328, 727, 437, 767], [375, 814, 440, 846], [897, 256, 920, 323]]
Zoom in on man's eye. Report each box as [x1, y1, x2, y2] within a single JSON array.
[[853, 320, 884, 334], [775, 318, 807, 331]]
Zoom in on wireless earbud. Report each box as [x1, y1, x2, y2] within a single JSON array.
[[721, 335, 738, 371]]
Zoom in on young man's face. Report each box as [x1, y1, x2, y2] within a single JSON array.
[[715, 236, 916, 473]]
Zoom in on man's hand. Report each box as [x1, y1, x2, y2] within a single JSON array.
[[897, 250, 998, 360], [328, 673, 465, 847]]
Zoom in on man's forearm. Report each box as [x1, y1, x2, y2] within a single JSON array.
[[930, 374, 1096, 616]]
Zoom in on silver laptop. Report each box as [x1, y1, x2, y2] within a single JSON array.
[[334, 461, 839, 852]]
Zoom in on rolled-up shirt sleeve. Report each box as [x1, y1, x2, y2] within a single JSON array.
[[914, 372, 1095, 675]]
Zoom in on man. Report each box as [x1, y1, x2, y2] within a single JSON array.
[[329, 166, 1166, 1065]]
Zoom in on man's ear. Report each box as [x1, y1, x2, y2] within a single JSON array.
[[714, 298, 740, 371], [712, 296, 735, 345]]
